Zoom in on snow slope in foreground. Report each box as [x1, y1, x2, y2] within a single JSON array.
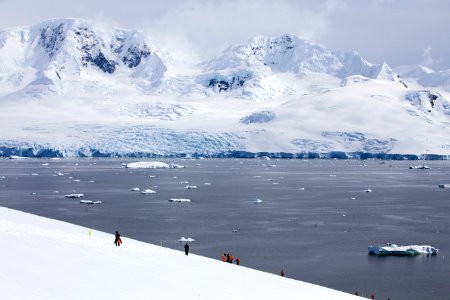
[[0, 207, 359, 300]]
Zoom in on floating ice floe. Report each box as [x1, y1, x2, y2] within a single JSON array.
[[409, 164, 430, 170], [298, 187, 305, 191], [141, 189, 156, 194], [80, 200, 102, 205], [9, 155, 28, 159], [55, 172, 64, 176], [178, 237, 195, 242], [125, 161, 185, 169], [31, 173, 39, 176], [438, 184, 450, 189], [204, 182, 212, 186], [184, 185, 197, 190], [71, 179, 81, 182], [253, 199, 263, 203], [179, 181, 189, 184], [89, 180, 95, 183], [0, 176, 5, 180], [41, 163, 49, 166], [364, 189, 372, 193], [168, 198, 191, 203], [368, 243, 438, 256], [65, 194, 84, 198], [130, 187, 140, 192]]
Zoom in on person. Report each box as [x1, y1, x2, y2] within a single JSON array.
[[114, 231, 122, 246], [280, 269, 285, 277], [221, 254, 226, 262], [229, 254, 233, 264], [371, 294, 375, 300], [235, 257, 240, 265], [184, 243, 189, 255], [226, 253, 230, 263]]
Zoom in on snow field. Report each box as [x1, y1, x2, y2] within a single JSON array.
[[0, 207, 360, 300]]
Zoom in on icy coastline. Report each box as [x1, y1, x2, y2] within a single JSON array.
[[0, 146, 448, 160]]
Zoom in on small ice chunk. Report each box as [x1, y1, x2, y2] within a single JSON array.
[[31, 173, 39, 176], [80, 200, 102, 205], [204, 182, 212, 186], [298, 187, 305, 191], [89, 180, 95, 183], [364, 189, 372, 193], [65, 194, 84, 198], [438, 184, 450, 189], [130, 187, 140, 192], [253, 199, 263, 203], [56, 172, 64, 176], [184, 185, 197, 190], [169, 198, 191, 203], [232, 229, 238, 233], [71, 179, 81, 182], [178, 237, 195, 242], [141, 189, 156, 194], [41, 163, 49, 166], [179, 181, 189, 184]]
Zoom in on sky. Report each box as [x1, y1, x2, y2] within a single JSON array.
[[0, 0, 448, 69]]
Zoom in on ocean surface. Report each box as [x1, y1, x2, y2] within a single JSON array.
[[1, 158, 449, 300]]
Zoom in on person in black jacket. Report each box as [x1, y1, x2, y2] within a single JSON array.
[[184, 243, 189, 255], [114, 231, 122, 246]]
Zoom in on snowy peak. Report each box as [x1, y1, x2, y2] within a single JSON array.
[[32, 18, 159, 73], [0, 18, 167, 96]]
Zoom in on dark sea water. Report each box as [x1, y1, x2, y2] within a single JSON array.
[[1, 158, 449, 300]]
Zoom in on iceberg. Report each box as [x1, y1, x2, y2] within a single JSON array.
[[368, 243, 438, 256], [65, 194, 84, 198], [168, 198, 191, 203], [125, 161, 185, 169], [126, 161, 170, 169]]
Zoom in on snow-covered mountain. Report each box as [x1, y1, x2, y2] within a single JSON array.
[[199, 35, 406, 98], [0, 18, 166, 97], [395, 65, 450, 91], [1, 19, 450, 158]]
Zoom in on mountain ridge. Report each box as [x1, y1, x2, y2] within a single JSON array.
[[1, 19, 450, 157]]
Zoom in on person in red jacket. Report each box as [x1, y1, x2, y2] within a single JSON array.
[[235, 257, 241, 265]]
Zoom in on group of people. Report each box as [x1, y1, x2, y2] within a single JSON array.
[[221, 253, 240, 265]]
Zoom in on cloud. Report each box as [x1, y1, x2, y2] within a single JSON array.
[[421, 47, 442, 67], [143, 0, 340, 63]]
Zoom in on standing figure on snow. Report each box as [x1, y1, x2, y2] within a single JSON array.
[[114, 231, 122, 246], [280, 269, 285, 277], [184, 243, 190, 255]]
